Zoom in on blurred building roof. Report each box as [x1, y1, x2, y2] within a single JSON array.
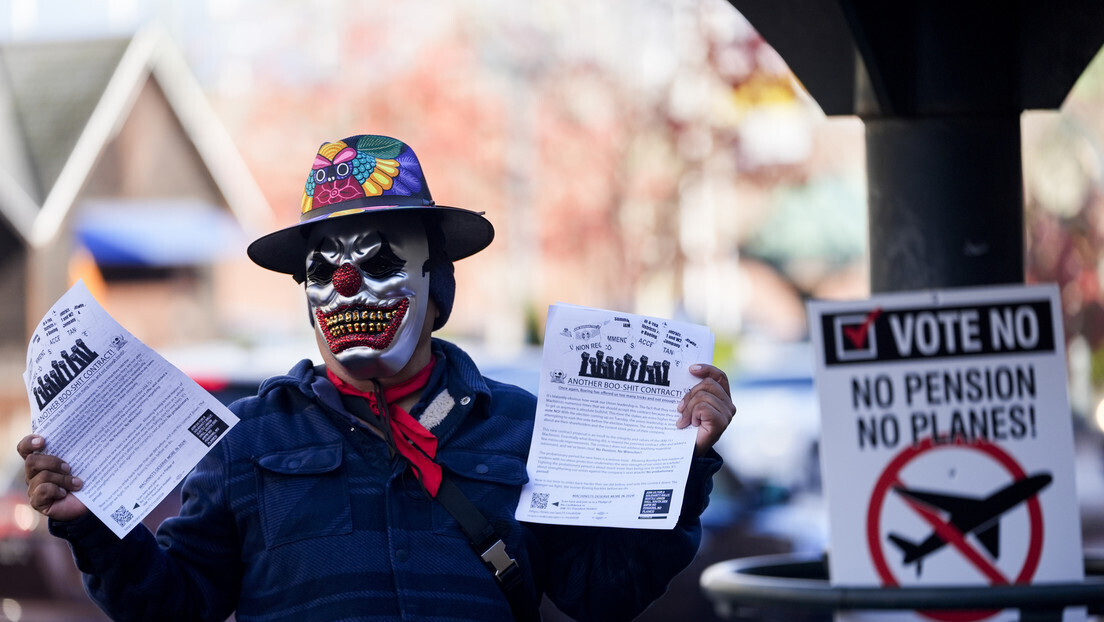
[[0, 25, 274, 355], [0, 25, 270, 249], [1, 37, 129, 202]]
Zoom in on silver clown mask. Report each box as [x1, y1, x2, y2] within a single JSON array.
[[304, 214, 430, 379]]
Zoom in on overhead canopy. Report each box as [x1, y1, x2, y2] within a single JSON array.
[[75, 199, 246, 267], [728, 0, 1104, 117]]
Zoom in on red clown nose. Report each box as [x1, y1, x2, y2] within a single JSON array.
[[332, 263, 362, 297]]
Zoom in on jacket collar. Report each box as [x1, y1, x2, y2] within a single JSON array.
[[257, 338, 493, 422]]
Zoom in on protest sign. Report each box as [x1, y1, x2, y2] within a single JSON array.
[[808, 284, 1084, 621]]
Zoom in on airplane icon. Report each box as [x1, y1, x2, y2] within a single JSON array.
[[886, 472, 1052, 576]]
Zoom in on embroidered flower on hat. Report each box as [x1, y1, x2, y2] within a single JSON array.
[[301, 136, 424, 214]]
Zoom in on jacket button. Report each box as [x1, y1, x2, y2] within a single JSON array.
[[475, 464, 489, 474], [460, 396, 471, 406], [287, 459, 301, 469], [396, 548, 409, 562]]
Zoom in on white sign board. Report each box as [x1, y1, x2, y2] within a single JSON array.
[[808, 284, 1084, 622]]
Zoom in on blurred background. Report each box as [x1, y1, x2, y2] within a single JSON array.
[[0, 0, 1102, 620]]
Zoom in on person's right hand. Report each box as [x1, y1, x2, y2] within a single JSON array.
[[17, 435, 89, 522]]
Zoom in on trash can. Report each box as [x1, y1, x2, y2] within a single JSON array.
[[700, 552, 1104, 622]]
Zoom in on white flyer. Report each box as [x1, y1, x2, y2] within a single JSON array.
[[23, 281, 239, 538], [515, 303, 714, 529]]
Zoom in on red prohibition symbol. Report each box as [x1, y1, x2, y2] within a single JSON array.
[[866, 437, 1045, 622]]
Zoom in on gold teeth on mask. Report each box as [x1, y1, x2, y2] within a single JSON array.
[[324, 310, 397, 336]]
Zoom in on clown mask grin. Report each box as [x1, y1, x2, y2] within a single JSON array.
[[315, 298, 409, 352], [305, 215, 430, 379]]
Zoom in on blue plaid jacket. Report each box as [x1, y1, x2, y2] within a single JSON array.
[[51, 338, 721, 621]]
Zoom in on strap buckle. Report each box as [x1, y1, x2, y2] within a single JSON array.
[[480, 539, 518, 581]]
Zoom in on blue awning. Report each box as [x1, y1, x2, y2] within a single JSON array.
[[75, 200, 247, 267]]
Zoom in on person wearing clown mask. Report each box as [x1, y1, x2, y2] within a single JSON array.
[[303, 213, 437, 380], [18, 135, 734, 622]]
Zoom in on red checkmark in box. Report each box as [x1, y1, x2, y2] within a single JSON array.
[[842, 307, 883, 350]]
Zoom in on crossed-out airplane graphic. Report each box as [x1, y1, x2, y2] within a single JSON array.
[[887, 472, 1052, 576]]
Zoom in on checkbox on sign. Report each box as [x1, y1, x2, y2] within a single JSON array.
[[834, 308, 882, 361]]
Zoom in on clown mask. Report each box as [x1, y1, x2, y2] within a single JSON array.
[[304, 214, 431, 379]]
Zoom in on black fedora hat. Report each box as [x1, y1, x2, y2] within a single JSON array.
[[247, 134, 494, 276]]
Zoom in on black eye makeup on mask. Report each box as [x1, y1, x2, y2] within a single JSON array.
[[304, 238, 406, 285], [305, 251, 336, 285], [359, 239, 405, 279]]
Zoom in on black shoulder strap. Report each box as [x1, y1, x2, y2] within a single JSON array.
[[435, 477, 538, 622]]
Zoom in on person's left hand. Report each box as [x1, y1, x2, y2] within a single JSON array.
[[676, 364, 735, 457]]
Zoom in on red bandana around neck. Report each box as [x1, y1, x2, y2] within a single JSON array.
[[327, 357, 442, 496]]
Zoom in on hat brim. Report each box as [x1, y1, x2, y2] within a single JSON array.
[[246, 205, 495, 276]]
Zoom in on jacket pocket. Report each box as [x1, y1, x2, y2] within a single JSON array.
[[255, 443, 352, 549], [431, 450, 529, 538]]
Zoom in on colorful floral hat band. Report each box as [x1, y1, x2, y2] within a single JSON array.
[[247, 135, 494, 276]]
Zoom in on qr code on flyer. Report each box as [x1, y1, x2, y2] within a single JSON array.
[[188, 409, 229, 447], [111, 505, 134, 527], [529, 492, 549, 510]]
